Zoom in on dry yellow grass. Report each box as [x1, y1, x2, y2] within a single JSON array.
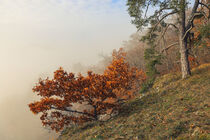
[[58, 63, 210, 140]]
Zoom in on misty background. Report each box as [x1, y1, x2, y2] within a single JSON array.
[[0, 0, 136, 140]]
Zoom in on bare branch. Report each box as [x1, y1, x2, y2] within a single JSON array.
[[150, 11, 178, 37], [199, 2, 210, 10], [183, 12, 208, 40], [168, 23, 179, 30], [155, 6, 175, 16], [157, 24, 170, 44], [197, 11, 209, 20], [144, 0, 151, 18], [51, 106, 95, 118], [159, 11, 178, 25], [182, 24, 193, 40], [156, 23, 179, 46], [161, 42, 179, 53], [186, 0, 200, 30]]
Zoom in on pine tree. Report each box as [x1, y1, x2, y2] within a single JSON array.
[[127, 0, 209, 78]]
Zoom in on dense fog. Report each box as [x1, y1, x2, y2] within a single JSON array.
[[0, 0, 135, 139]]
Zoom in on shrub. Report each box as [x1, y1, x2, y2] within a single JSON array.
[[28, 48, 146, 131]]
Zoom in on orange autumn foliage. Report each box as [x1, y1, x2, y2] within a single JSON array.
[[188, 55, 199, 68], [28, 48, 146, 131], [188, 0, 210, 66], [192, 0, 209, 47]]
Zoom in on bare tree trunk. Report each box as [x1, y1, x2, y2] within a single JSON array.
[[179, 34, 191, 78], [179, 0, 191, 79]]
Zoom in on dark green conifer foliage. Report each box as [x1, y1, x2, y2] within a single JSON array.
[[140, 31, 162, 93]]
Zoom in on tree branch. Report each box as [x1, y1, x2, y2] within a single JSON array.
[[150, 11, 178, 37], [168, 23, 179, 30], [155, 6, 175, 16], [51, 106, 95, 118], [197, 11, 209, 20], [182, 23, 193, 40], [157, 24, 170, 44], [156, 23, 179, 46], [186, 0, 200, 30], [161, 42, 179, 53], [183, 12, 208, 40], [199, 2, 210, 10], [144, 0, 151, 18]]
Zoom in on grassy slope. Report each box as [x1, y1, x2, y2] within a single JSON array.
[[58, 63, 210, 140]]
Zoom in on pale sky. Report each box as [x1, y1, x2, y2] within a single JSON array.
[[0, 0, 136, 140], [0, 0, 136, 97]]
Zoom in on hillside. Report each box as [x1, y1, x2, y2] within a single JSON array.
[[57, 63, 210, 140]]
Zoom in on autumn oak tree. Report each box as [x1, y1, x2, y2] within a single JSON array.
[[127, 0, 209, 78], [29, 48, 146, 131]]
